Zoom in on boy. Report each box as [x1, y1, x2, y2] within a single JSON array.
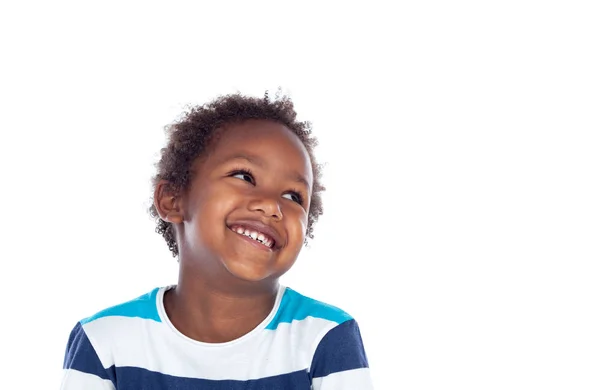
[[61, 92, 373, 389]]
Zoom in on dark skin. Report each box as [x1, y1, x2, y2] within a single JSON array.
[[154, 120, 313, 343]]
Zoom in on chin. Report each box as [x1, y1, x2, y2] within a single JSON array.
[[222, 259, 276, 283]]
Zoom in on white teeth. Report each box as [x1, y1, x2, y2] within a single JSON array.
[[231, 226, 274, 248]]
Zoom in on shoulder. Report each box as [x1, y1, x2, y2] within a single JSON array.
[[68, 287, 165, 365], [266, 287, 371, 384], [80, 287, 163, 326], [265, 286, 363, 360], [77, 287, 165, 348], [266, 286, 354, 330], [63, 288, 165, 387]]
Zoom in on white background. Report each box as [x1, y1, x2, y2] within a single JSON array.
[[1, 1, 599, 389]]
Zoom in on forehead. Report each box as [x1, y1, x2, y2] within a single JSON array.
[[206, 120, 313, 182]]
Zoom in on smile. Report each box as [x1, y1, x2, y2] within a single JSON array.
[[229, 224, 276, 249]]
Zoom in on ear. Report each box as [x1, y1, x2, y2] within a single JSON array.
[[154, 180, 184, 224]]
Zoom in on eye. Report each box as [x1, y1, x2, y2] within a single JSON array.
[[231, 170, 255, 184], [283, 192, 303, 205]]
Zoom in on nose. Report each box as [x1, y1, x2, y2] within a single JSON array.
[[248, 195, 283, 221]]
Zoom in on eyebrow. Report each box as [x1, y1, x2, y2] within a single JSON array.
[[222, 153, 311, 190]]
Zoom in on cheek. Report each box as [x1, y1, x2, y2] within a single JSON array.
[[199, 192, 238, 223], [285, 207, 309, 243], [188, 185, 240, 234]]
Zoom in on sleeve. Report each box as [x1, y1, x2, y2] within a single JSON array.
[[309, 319, 374, 390], [60, 322, 116, 390]]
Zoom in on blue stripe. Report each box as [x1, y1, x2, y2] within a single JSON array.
[[266, 288, 352, 329], [110, 366, 310, 389], [309, 319, 369, 378], [63, 322, 116, 384], [81, 288, 161, 324]]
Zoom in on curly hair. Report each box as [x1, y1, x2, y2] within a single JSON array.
[[149, 91, 325, 257]]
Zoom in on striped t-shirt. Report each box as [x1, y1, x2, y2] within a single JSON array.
[[61, 285, 373, 389]]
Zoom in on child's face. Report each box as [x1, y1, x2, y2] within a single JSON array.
[[180, 120, 313, 283]]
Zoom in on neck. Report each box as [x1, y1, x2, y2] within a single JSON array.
[[164, 262, 280, 343]]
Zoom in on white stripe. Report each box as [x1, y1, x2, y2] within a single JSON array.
[[83, 315, 338, 381], [312, 368, 374, 390], [60, 369, 115, 390]]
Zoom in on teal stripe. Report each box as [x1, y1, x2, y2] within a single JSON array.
[[266, 288, 352, 330], [81, 288, 162, 324]]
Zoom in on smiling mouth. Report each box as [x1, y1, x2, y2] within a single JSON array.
[[229, 225, 276, 249]]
